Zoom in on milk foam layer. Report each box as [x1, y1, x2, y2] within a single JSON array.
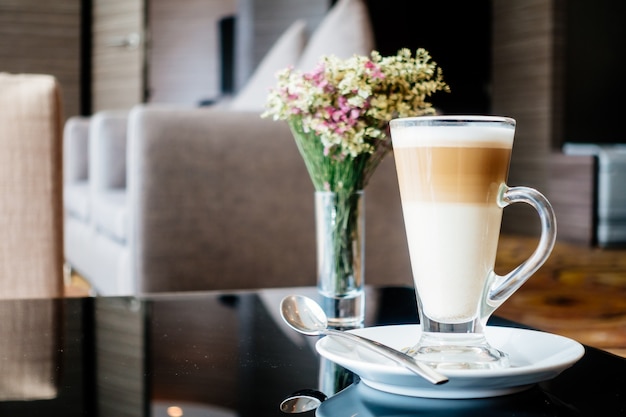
[[403, 202, 502, 322], [391, 123, 514, 149]]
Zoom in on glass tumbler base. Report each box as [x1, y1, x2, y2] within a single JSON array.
[[320, 291, 365, 328], [403, 332, 510, 370]]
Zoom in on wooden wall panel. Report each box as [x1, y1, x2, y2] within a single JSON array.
[[148, 0, 236, 105], [95, 298, 147, 417], [0, 0, 82, 119], [547, 154, 596, 244], [492, 0, 552, 237], [492, 0, 555, 185], [493, 0, 595, 244], [92, 0, 144, 112]]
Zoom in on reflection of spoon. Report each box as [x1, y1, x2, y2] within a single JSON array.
[[280, 389, 327, 413], [280, 295, 448, 385]]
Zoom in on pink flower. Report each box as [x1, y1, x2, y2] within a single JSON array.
[[365, 60, 385, 80], [304, 63, 329, 89], [331, 110, 344, 122], [338, 96, 350, 111]]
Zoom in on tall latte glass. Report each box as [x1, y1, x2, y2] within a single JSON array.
[[389, 116, 556, 370]]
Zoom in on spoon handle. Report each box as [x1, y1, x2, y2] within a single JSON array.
[[325, 329, 448, 385]]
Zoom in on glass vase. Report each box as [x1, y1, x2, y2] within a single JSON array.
[[315, 191, 365, 327]]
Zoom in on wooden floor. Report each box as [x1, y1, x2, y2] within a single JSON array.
[[64, 234, 626, 357], [495, 235, 626, 358]]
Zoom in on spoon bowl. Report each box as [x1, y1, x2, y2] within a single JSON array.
[[280, 295, 448, 385], [280, 389, 327, 414], [280, 294, 330, 336]]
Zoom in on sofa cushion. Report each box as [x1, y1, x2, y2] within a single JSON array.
[[63, 116, 90, 183], [296, 0, 375, 71], [229, 19, 307, 112], [92, 189, 127, 243], [64, 181, 90, 221], [90, 110, 128, 190]]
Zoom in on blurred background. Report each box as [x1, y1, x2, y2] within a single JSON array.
[[1, 0, 625, 242]]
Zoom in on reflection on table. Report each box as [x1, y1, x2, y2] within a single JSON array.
[[0, 299, 61, 401], [0, 286, 624, 416]]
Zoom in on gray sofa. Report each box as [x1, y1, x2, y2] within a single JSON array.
[[64, 111, 131, 294], [63, 106, 413, 295]]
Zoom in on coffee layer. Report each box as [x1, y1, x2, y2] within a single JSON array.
[[394, 146, 511, 204]]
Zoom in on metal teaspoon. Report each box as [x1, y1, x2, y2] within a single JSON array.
[[280, 389, 327, 413], [279, 295, 448, 385]]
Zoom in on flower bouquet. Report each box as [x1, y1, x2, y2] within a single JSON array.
[[263, 48, 448, 325]]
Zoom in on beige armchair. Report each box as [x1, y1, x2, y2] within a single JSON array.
[[0, 72, 64, 298], [0, 73, 64, 400]]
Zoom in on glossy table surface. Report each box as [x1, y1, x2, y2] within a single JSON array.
[[0, 286, 624, 416]]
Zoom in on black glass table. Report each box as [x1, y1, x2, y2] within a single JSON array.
[[0, 286, 623, 416]]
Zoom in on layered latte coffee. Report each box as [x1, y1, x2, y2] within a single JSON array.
[[390, 116, 556, 369], [391, 121, 514, 323]]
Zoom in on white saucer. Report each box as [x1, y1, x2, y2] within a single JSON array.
[[316, 325, 584, 399]]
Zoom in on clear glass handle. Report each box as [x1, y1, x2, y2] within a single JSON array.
[[486, 185, 557, 313]]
